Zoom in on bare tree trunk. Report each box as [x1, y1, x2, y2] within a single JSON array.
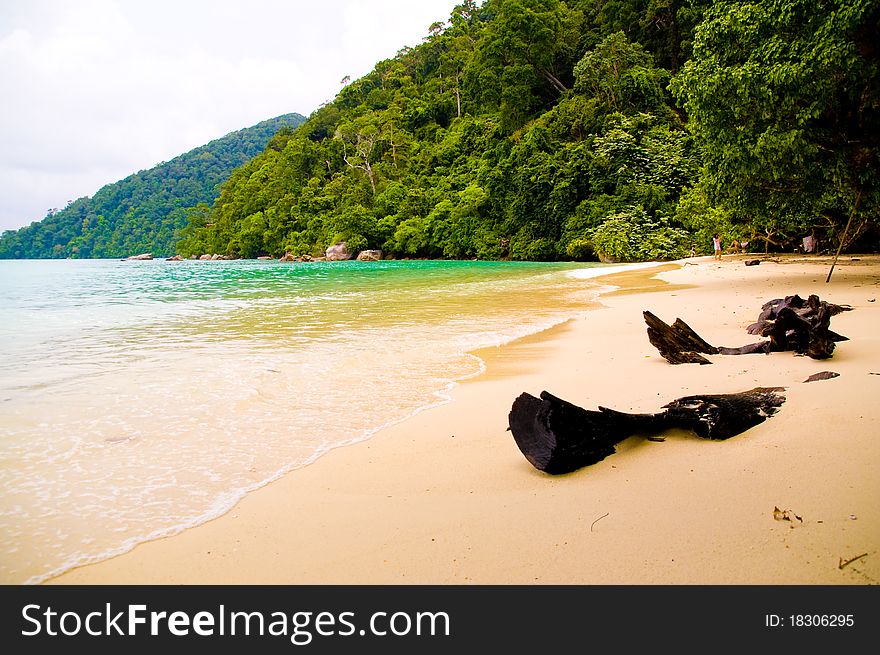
[[539, 67, 568, 94], [338, 128, 379, 194]]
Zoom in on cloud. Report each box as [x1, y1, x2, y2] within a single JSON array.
[[0, 0, 456, 233]]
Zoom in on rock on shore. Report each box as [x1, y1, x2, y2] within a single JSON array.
[[325, 242, 352, 261], [356, 250, 383, 262]]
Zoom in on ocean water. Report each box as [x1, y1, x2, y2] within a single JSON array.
[[0, 258, 613, 584]]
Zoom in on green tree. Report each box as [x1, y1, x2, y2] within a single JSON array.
[[467, 0, 585, 130], [671, 0, 880, 251], [573, 31, 670, 114], [589, 204, 691, 261]]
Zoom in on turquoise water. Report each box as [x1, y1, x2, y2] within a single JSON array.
[[0, 258, 610, 583]]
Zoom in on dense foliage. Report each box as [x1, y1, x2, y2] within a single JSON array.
[[5, 1, 877, 262], [0, 114, 305, 259], [672, 0, 880, 253], [180, 0, 877, 261], [178, 0, 705, 261]]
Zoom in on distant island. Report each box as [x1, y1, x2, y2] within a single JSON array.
[[0, 113, 304, 259]]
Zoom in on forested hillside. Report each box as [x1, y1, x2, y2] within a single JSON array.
[[178, 0, 878, 262], [0, 113, 305, 259]]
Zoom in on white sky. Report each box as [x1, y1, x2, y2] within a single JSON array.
[[0, 0, 458, 232]]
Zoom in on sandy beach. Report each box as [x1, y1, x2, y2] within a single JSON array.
[[48, 254, 880, 585]]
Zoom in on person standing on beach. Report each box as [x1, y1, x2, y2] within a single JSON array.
[[712, 234, 722, 260]]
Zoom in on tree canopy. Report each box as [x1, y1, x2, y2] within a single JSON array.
[[179, 0, 876, 261], [4, 0, 877, 262], [177, 1, 712, 262], [672, 0, 880, 251]]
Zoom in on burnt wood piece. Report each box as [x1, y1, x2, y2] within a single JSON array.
[[716, 341, 772, 356], [659, 387, 786, 440], [643, 310, 718, 365], [507, 391, 662, 474], [508, 387, 786, 474], [747, 294, 853, 335], [643, 310, 769, 363], [804, 371, 840, 383], [646, 294, 852, 364], [747, 294, 852, 359]]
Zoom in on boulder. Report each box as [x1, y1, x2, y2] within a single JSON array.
[[325, 242, 352, 261], [210, 253, 223, 260], [165, 255, 184, 261], [279, 252, 298, 262], [257, 256, 273, 260], [125, 253, 153, 261], [199, 254, 212, 260], [356, 250, 383, 262]]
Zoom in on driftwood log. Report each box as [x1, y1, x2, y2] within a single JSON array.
[[645, 294, 852, 364], [746, 294, 852, 357], [508, 387, 786, 474]]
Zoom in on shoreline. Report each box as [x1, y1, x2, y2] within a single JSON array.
[[48, 254, 880, 584], [4, 258, 596, 586]]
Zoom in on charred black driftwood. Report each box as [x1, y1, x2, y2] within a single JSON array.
[[508, 387, 786, 474], [643, 310, 719, 364], [645, 294, 853, 364], [746, 294, 852, 359], [803, 371, 840, 383], [644, 311, 770, 363]]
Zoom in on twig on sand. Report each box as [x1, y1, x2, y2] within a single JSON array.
[[838, 552, 868, 570], [590, 512, 610, 532], [826, 190, 861, 283]]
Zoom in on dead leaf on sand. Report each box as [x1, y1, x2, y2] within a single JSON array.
[[773, 506, 803, 524]]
